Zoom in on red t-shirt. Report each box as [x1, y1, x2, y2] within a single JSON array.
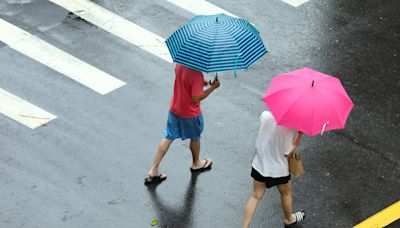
[[170, 64, 204, 118]]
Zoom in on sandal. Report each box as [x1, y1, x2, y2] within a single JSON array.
[[144, 174, 167, 185], [284, 211, 306, 227], [190, 159, 212, 172]]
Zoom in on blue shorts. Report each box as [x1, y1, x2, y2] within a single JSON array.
[[164, 111, 204, 141]]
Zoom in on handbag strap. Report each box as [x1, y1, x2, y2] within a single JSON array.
[[288, 147, 298, 158], [291, 147, 299, 158]]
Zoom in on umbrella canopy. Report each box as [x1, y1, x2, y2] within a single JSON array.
[[165, 13, 267, 73], [263, 67, 354, 136]]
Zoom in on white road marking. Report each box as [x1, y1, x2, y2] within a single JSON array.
[[280, 0, 311, 7], [0, 18, 126, 95], [47, 0, 173, 63], [166, 0, 238, 18], [0, 88, 57, 129]]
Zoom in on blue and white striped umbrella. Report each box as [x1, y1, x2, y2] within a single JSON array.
[[166, 13, 268, 73]]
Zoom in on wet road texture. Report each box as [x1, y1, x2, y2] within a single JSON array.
[[0, 0, 399, 227]]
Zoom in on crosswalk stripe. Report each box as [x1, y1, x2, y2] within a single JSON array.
[[0, 88, 57, 129], [47, 0, 173, 63], [166, 0, 238, 18], [280, 0, 311, 7], [0, 18, 126, 95]]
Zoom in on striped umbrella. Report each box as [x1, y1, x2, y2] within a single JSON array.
[[165, 13, 267, 74]]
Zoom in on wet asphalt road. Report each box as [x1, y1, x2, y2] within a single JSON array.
[[1, 0, 399, 227]]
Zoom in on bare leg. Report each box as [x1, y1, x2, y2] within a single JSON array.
[[190, 140, 212, 169], [242, 180, 267, 228], [276, 181, 296, 224], [148, 138, 172, 176], [190, 140, 200, 164]]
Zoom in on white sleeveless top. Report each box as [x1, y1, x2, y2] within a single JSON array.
[[252, 111, 294, 178]]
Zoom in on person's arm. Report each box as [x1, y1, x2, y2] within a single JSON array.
[[285, 131, 303, 157], [192, 75, 220, 103], [292, 131, 303, 147]]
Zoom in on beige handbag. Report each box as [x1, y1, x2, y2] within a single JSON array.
[[288, 147, 304, 176]]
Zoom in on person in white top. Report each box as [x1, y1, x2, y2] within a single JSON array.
[[242, 111, 306, 228]]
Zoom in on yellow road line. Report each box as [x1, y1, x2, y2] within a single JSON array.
[[354, 201, 400, 228]]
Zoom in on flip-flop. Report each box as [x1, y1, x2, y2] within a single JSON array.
[[284, 211, 306, 227], [144, 174, 167, 185], [190, 159, 212, 172]]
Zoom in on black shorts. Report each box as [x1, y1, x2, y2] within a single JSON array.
[[251, 167, 291, 188]]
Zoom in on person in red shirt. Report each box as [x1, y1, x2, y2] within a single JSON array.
[[145, 64, 220, 184]]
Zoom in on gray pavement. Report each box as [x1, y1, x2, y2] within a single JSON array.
[[0, 0, 399, 227]]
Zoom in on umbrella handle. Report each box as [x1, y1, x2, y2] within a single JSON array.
[[213, 73, 218, 84]]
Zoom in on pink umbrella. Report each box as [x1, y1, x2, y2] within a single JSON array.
[[263, 67, 354, 136]]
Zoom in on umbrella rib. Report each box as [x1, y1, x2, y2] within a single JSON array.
[[317, 81, 351, 97], [241, 43, 266, 66], [265, 85, 305, 98], [315, 87, 353, 127], [216, 23, 253, 65], [275, 88, 309, 125], [310, 88, 315, 135], [208, 22, 218, 71], [318, 84, 354, 104], [243, 49, 268, 69]]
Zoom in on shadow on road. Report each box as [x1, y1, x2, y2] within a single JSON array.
[[146, 172, 203, 228]]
